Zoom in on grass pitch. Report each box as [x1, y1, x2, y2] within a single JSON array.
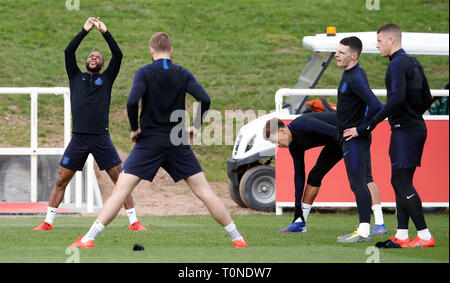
[[0, 212, 447, 263]]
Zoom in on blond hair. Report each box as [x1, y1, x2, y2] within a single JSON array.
[[149, 32, 172, 52]]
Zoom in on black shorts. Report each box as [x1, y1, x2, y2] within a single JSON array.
[[60, 134, 121, 171], [123, 144, 203, 182], [389, 129, 426, 169]]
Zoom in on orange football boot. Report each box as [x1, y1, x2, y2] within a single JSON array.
[[70, 237, 94, 249], [409, 236, 435, 248], [129, 221, 148, 231], [33, 221, 53, 231], [233, 238, 248, 248]]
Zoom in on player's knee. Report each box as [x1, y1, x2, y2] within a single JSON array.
[[307, 170, 324, 187], [306, 178, 322, 188], [195, 187, 212, 199], [348, 180, 366, 193], [195, 186, 217, 203], [391, 174, 404, 192], [55, 175, 70, 189]]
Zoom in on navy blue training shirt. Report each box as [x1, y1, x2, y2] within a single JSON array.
[[288, 112, 338, 149], [336, 63, 381, 138], [65, 28, 123, 134], [127, 58, 211, 146], [362, 49, 432, 134]]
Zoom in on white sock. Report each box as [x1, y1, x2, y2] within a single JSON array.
[[417, 228, 432, 241], [358, 223, 370, 238], [371, 204, 384, 225], [294, 203, 312, 223], [395, 229, 409, 240], [44, 206, 57, 225], [81, 220, 105, 243], [126, 208, 138, 224], [224, 221, 243, 242], [301, 203, 312, 222]]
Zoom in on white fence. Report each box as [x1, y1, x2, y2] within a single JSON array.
[[0, 87, 102, 212]]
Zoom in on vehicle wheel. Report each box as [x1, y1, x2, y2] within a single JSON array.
[[239, 165, 275, 211], [228, 181, 247, 208]]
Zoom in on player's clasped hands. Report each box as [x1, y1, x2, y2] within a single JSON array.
[[83, 17, 107, 34]]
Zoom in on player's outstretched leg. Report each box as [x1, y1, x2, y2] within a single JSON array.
[[106, 165, 147, 231], [70, 173, 141, 248], [34, 167, 76, 231], [185, 172, 247, 248]]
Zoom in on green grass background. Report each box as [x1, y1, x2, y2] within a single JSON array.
[[0, 0, 448, 181], [0, 212, 448, 263]]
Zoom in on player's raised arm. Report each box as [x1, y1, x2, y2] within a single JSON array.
[[94, 18, 123, 80], [64, 18, 95, 79]]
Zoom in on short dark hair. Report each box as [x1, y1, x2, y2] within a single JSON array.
[[377, 23, 402, 41], [340, 36, 363, 57], [149, 32, 172, 52], [377, 23, 401, 34], [263, 118, 286, 140]]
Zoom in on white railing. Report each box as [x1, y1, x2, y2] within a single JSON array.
[[0, 87, 102, 212], [275, 88, 449, 120]]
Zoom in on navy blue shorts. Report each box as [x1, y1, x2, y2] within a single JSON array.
[[123, 144, 203, 182], [389, 129, 426, 169], [60, 134, 122, 171]]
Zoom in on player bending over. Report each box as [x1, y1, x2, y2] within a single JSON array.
[[264, 112, 387, 235]]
